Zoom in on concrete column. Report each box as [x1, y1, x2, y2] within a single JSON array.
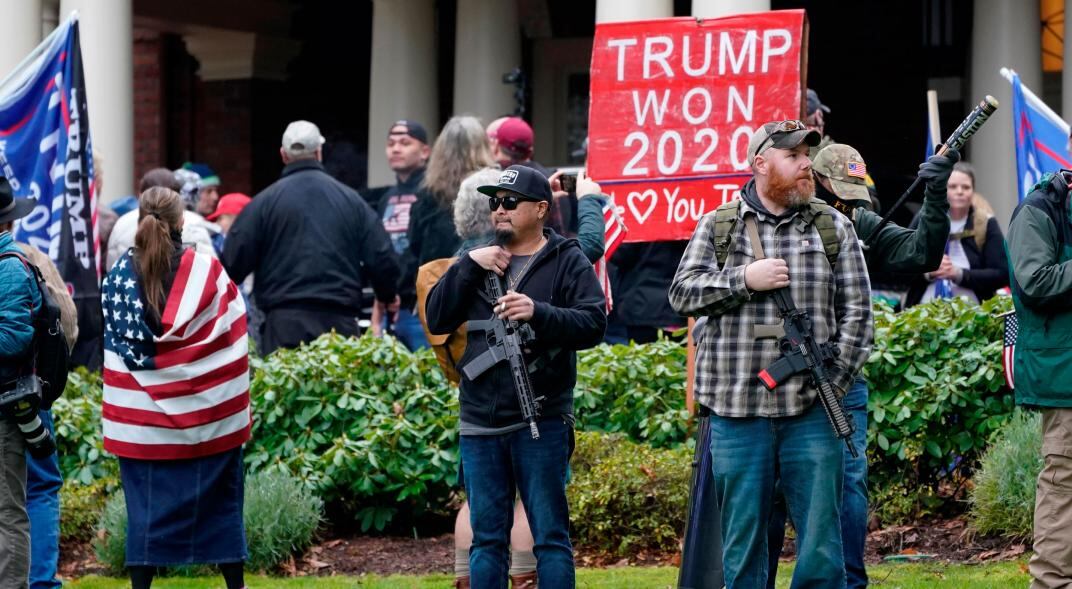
[[691, 0, 769, 18], [60, 0, 134, 204], [970, 0, 1040, 228], [0, 0, 43, 78], [368, 0, 438, 188], [596, 0, 672, 23], [453, 0, 521, 123]]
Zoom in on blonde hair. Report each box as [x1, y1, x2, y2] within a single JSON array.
[[422, 116, 494, 208], [135, 187, 184, 316]]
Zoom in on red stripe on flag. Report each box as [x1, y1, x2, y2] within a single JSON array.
[[103, 356, 249, 400], [154, 315, 248, 368], [161, 250, 196, 329], [104, 422, 251, 460], [103, 391, 249, 429]]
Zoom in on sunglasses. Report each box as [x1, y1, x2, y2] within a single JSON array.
[[752, 119, 809, 159], [489, 195, 542, 211]]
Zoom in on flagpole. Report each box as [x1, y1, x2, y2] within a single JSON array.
[[0, 11, 77, 97], [1001, 67, 1071, 135]]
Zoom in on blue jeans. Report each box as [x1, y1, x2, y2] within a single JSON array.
[[26, 410, 61, 589], [711, 402, 845, 589], [460, 418, 574, 589], [386, 309, 429, 351], [767, 378, 868, 589]]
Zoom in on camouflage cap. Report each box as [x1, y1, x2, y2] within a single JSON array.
[[812, 144, 870, 202]]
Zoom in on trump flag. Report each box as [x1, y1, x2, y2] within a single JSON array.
[[1006, 68, 1072, 200], [1, 14, 97, 300]]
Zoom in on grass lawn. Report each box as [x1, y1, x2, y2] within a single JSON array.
[[66, 560, 1030, 588]]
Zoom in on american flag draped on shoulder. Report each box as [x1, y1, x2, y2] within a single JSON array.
[[102, 249, 250, 460], [594, 196, 628, 312]]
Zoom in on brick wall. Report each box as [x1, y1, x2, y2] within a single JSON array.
[[132, 28, 165, 192]]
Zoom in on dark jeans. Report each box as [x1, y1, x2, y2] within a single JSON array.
[[26, 411, 61, 589], [0, 418, 29, 589], [379, 308, 429, 351], [260, 308, 359, 355], [460, 418, 574, 589], [767, 378, 868, 589], [711, 403, 845, 589]]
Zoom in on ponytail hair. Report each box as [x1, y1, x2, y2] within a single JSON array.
[[135, 187, 184, 317]]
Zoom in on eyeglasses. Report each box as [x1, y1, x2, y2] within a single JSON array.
[[752, 119, 809, 159], [489, 195, 541, 211]]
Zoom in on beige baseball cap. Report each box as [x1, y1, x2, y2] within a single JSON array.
[[747, 120, 822, 166], [812, 144, 871, 202], [281, 120, 325, 155]]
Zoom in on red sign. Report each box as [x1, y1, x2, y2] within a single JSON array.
[[588, 10, 808, 242]]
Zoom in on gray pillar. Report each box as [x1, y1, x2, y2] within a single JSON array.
[[691, 0, 769, 18], [367, 0, 438, 188], [0, 0, 43, 78], [453, 0, 520, 124], [60, 0, 134, 204], [970, 0, 1040, 228], [596, 0, 672, 23]]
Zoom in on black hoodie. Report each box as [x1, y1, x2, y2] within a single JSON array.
[[426, 228, 607, 429]]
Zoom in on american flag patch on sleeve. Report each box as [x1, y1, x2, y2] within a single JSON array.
[[846, 161, 867, 178]]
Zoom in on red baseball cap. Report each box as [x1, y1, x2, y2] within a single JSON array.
[[496, 117, 534, 157], [206, 193, 252, 221]]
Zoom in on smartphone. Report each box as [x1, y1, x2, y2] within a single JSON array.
[[559, 173, 577, 194]]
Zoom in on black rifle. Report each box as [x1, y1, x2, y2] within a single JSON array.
[[743, 216, 858, 457], [461, 272, 543, 439], [758, 286, 858, 457], [864, 95, 999, 249]]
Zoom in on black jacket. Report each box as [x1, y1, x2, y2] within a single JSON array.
[[906, 207, 1009, 305], [426, 229, 607, 428], [222, 160, 400, 314], [378, 168, 425, 309], [609, 241, 687, 328], [401, 193, 462, 310]]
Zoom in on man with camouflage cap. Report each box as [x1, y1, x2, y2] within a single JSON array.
[[765, 142, 959, 589]]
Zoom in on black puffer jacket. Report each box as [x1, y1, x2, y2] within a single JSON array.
[[426, 229, 607, 428], [222, 159, 399, 313]]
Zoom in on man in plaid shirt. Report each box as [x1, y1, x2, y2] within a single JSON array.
[[670, 120, 873, 588]]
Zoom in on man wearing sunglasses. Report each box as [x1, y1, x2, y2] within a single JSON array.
[[425, 165, 606, 589], [671, 120, 874, 588]]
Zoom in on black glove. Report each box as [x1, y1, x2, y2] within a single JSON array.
[[918, 148, 961, 199]]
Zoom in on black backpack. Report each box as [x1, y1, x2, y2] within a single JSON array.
[[0, 252, 69, 408]]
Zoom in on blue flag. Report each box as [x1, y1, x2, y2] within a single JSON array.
[[1009, 70, 1071, 200], [1, 15, 97, 299]]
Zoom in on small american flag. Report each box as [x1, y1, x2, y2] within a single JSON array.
[[1003, 311, 1018, 390], [846, 161, 867, 178], [102, 249, 250, 460], [595, 199, 629, 312]]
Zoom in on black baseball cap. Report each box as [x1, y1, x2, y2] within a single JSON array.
[[388, 119, 428, 144], [477, 165, 553, 203]]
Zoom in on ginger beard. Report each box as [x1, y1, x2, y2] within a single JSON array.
[[765, 165, 816, 208]]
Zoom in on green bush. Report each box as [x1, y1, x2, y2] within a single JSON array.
[[60, 478, 115, 542], [970, 409, 1042, 538], [93, 490, 127, 573], [94, 470, 322, 574], [863, 296, 1016, 521], [575, 340, 691, 448], [244, 470, 323, 571], [245, 333, 459, 531], [53, 368, 116, 485], [569, 431, 691, 556]]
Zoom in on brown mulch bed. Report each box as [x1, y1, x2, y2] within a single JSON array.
[[59, 517, 1028, 578], [775, 517, 1027, 564]]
